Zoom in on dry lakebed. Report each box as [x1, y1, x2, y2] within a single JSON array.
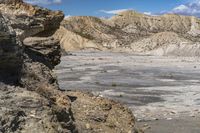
[[55, 51, 200, 133]]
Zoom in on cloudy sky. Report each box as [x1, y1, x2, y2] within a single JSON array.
[[24, 0, 200, 17]]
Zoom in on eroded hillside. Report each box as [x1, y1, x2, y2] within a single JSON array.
[[55, 10, 200, 56]]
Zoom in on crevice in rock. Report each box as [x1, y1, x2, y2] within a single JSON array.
[[67, 95, 77, 103]]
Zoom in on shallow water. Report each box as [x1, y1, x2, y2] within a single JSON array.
[[55, 51, 200, 121]]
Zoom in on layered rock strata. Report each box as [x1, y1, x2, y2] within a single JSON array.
[[0, 0, 64, 40], [56, 11, 200, 56]]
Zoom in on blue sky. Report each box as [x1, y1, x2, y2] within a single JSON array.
[[24, 0, 200, 17]]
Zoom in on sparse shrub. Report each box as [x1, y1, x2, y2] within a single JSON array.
[[111, 83, 117, 87]]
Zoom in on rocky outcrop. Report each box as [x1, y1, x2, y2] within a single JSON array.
[[0, 6, 77, 132], [0, 0, 62, 90], [66, 91, 136, 133], [0, 1, 139, 133], [23, 37, 61, 69], [0, 84, 76, 133], [0, 0, 64, 40], [21, 37, 61, 90], [57, 10, 200, 56]]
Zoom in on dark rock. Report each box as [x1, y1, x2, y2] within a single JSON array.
[[0, 13, 23, 85], [23, 37, 61, 69], [20, 37, 61, 90]]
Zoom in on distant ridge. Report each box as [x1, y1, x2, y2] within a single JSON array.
[[55, 10, 200, 56]]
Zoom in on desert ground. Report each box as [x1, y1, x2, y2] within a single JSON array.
[[55, 51, 200, 133]]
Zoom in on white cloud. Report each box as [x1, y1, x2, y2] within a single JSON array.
[[173, 5, 189, 11], [24, 0, 62, 5], [143, 12, 152, 15], [170, 0, 200, 17], [64, 15, 71, 19], [143, 12, 158, 16], [99, 9, 131, 14], [53, 0, 62, 4]]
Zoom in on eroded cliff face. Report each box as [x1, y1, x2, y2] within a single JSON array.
[[0, 0, 63, 90], [0, 1, 76, 131], [0, 0, 64, 40], [56, 10, 200, 56], [0, 1, 138, 133]]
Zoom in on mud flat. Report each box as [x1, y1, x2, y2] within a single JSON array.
[[55, 51, 200, 133]]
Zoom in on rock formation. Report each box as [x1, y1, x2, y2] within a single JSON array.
[[0, 1, 138, 132], [55, 10, 200, 56], [0, 0, 64, 40]]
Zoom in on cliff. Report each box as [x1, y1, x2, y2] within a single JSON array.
[[0, 1, 138, 132], [56, 10, 200, 56]]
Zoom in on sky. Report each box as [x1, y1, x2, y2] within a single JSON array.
[[24, 0, 200, 18]]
